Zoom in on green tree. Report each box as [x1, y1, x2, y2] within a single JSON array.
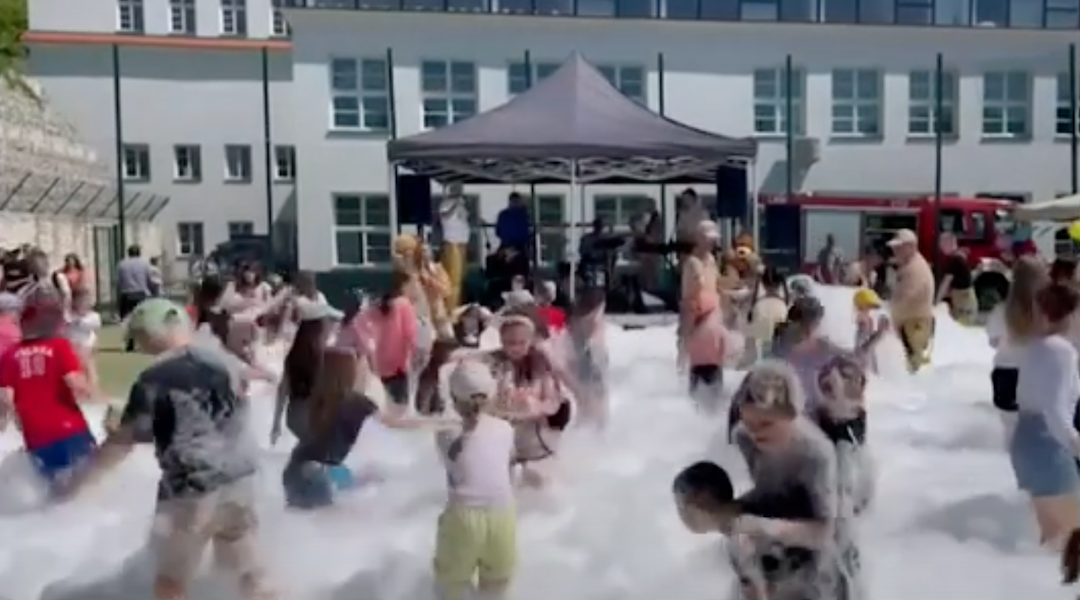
[[0, 0, 32, 94]]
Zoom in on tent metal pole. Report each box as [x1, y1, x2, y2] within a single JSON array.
[[748, 158, 759, 250], [568, 159, 578, 304]]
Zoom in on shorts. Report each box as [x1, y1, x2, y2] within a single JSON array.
[[689, 364, 723, 413], [28, 431, 97, 484], [990, 368, 1018, 413], [282, 457, 333, 510], [1009, 412, 1080, 497], [434, 505, 517, 585], [153, 476, 262, 584], [382, 373, 410, 406]]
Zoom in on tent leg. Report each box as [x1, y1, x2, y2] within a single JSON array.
[[748, 158, 759, 251], [568, 159, 578, 304]]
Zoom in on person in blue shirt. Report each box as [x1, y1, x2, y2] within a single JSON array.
[[495, 193, 532, 253]]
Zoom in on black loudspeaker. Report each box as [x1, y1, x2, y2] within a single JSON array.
[[395, 174, 434, 226], [715, 165, 749, 219]]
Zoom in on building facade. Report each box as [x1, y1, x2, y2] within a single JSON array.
[[23, 0, 1080, 273]]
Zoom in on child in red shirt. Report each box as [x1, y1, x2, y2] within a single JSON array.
[[535, 280, 567, 334]]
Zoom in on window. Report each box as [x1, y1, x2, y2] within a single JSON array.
[[333, 194, 393, 266], [752, 67, 805, 135], [507, 61, 560, 95], [908, 69, 957, 136], [274, 145, 296, 181], [1057, 72, 1079, 137], [982, 71, 1030, 137], [831, 69, 882, 136], [434, 194, 483, 263], [220, 0, 247, 35], [173, 145, 202, 181], [122, 144, 150, 181], [228, 221, 254, 239], [271, 0, 291, 36], [329, 58, 390, 131], [177, 222, 205, 257], [117, 0, 145, 32], [421, 61, 478, 129], [597, 64, 646, 103], [535, 195, 566, 264], [224, 145, 252, 182], [169, 0, 196, 34], [593, 195, 656, 229]]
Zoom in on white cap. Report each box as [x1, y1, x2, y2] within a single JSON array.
[[295, 297, 344, 322], [886, 228, 918, 247], [697, 219, 721, 241], [449, 360, 497, 400]]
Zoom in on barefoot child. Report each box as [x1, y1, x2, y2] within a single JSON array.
[[852, 288, 890, 374], [434, 360, 517, 600], [66, 287, 102, 387]]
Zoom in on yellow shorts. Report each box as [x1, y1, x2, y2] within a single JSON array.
[[434, 505, 517, 585]]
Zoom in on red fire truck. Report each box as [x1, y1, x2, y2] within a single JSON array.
[[758, 193, 1021, 308]]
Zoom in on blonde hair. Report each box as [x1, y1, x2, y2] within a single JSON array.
[[1004, 256, 1048, 342]]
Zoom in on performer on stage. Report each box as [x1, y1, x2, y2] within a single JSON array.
[[439, 182, 471, 311]]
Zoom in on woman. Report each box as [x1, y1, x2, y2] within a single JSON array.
[[679, 220, 725, 411], [1011, 281, 1080, 548], [727, 361, 863, 600], [270, 302, 343, 446], [228, 263, 272, 311], [58, 253, 86, 304], [987, 257, 1046, 442]]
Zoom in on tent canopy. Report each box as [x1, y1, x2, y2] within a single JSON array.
[[387, 53, 757, 184], [1013, 193, 1080, 222]]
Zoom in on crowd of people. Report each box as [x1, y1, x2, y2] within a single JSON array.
[[3, 212, 1080, 600]]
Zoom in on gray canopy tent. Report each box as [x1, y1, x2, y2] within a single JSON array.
[[387, 53, 758, 296]]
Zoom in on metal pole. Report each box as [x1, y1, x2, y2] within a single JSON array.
[[657, 51, 668, 237], [784, 54, 794, 204], [568, 159, 578, 304], [386, 47, 401, 235], [1070, 43, 1077, 194], [524, 49, 539, 270], [932, 52, 944, 275], [261, 46, 276, 271], [111, 43, 127, 256]]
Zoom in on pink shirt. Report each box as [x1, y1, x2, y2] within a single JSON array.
[[361, 298, 418, 378]]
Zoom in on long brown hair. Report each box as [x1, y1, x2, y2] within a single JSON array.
[[283, 318, 329, 399], [380, 269, 412, 315], [1004, 256, 1049, 342], [308, 348, 360, 436]]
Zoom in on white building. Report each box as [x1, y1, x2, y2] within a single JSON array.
[[22, 0, 1080, 274]]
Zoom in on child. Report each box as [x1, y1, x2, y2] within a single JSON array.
[[66, 287, 102, 387], [452, 304, 493, 349], [852, 287, 890, 374], [359, 270, 418, 414], [0, 289, 98, 491], [535, 281, 567, 335], [282, 347, 452, 509], [746, 266, 788, 364], [434, 360, 517, 600]]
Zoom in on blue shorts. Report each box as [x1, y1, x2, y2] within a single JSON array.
[[1009, 412, 1080, 497], [28, 432, 97, 483]]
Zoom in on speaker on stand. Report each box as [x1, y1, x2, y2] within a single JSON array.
[[715, 165, 749, 245], [395, 174, 435, 239]]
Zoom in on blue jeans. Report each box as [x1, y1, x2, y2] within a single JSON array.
[[28, 431, 97, 484], [282, 459, 354, 509], [1010, 412, 1080, 497]]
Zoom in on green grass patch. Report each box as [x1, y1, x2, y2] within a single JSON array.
[[95, 326, 152, 398]]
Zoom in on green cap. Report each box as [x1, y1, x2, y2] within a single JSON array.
[[125, 298, 191, 338]]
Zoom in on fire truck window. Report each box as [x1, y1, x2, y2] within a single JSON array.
[[939, 210, 964, 234], [969, 212, 988, 240]]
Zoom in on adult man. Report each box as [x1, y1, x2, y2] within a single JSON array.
[[116, 245, 160, 352], [887, 229, 935, 373], [495, 192, 531, 255], [815, 234, 844, 285], [934, 232, 977, 325], [438, 182, 471, 311]]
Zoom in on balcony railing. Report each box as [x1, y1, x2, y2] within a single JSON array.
[[287, 0, 1080, 29]]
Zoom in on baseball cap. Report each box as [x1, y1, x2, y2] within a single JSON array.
[[886, 229, 918, 247], [125, 298, 191, 338], [448, 360, 496, 400], [295, 297, 344, 322]]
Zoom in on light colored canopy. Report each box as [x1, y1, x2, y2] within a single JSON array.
[[1013, 193, 1080, 222]]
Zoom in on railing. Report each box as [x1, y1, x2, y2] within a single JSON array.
[[0, 171, 169, 222]]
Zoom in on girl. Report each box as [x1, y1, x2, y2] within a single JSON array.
[[680, 220, 725, 412], [1011, 281, 1080, 548], [987, 257, 1046, 443], [270, 303, 342, 446], [747, 266, 788, 364], [282, 347, 452, 509], [434, 360, 518, 600], [564, 287, 609, 428], [358, 269, 419, 415], [852, 288, 889, 374], [534, 281, 567, 335], [228, 263, 272, 311], [66, 287, 102, 387], [726, 361, 864, 600]]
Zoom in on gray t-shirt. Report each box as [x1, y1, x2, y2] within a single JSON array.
[[117, 257, 157, 296], [119, 345, 257, 499]]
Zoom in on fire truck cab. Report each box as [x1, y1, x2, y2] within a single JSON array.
[[759, 194, 1019, 309]]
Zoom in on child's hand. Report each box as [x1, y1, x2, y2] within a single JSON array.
[[876, 314, 890, 333]]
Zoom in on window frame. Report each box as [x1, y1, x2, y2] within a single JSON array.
[[270, 0, 290, 36], [273, 145, 296, 181], [227, 221, 255, 239], [907, 68, 958, 137], [420, 60, 479, 129], [328, 57, 391, 132], [172, 144, 202, 182], [122, 144, 151, 182], [168, 0, 196, 34], [1056, 71, 1079, 138], [176, 222, 205, 257], [506, 60, 561, 95], [981, 70, 1031, 138], [595, 63, 647, 104], [830, 68, 883, 137], [332, 194, 394, 267], [224, 144, 252, 183], [220, 0, 247, 36], [117, 0, 145, 32], [751, 66, 805, 136]]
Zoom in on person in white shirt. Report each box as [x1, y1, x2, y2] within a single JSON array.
[[1012, 279, 1080, 548], [439, 182, 472, 312], [434, 360, 516, 600], [988, 257, 1047, 443], [66, 287, 102, 386]]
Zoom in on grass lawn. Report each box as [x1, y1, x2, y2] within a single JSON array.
[[95, 326, 152, 398]]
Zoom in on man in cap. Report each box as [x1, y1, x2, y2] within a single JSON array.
[[886, 229, 935, 372]]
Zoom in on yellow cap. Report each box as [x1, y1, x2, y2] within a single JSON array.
[[853, 288, 882, 310]]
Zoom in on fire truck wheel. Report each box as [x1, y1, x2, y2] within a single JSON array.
[[974, 271, 1009, 313]]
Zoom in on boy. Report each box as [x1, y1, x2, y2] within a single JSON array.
[[60, 298, 275, 600], [434, 360, 517, 600], [852, 287, 889, 374]]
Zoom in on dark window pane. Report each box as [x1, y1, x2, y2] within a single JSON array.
[[973, 0, 1007, 24], [666, 0, 700, 16], [578, 0, 617, 13], [534, 0, 573, 12], [780, 0, 817, 20], [821, 0, 857, 21], [402, 0, 443, 7], [1009, 0, 1041, 25], [934, 0, 969, 24], [701, 0, 739, 19], [1047, 8, 1079, 26], [742, 0, 778, 18], [618, 0, 656, 16], [497, 0, 533, 11], [447, 0, 487, 9], [897, 2, 932, 22], [859, 0, 894, 22]]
